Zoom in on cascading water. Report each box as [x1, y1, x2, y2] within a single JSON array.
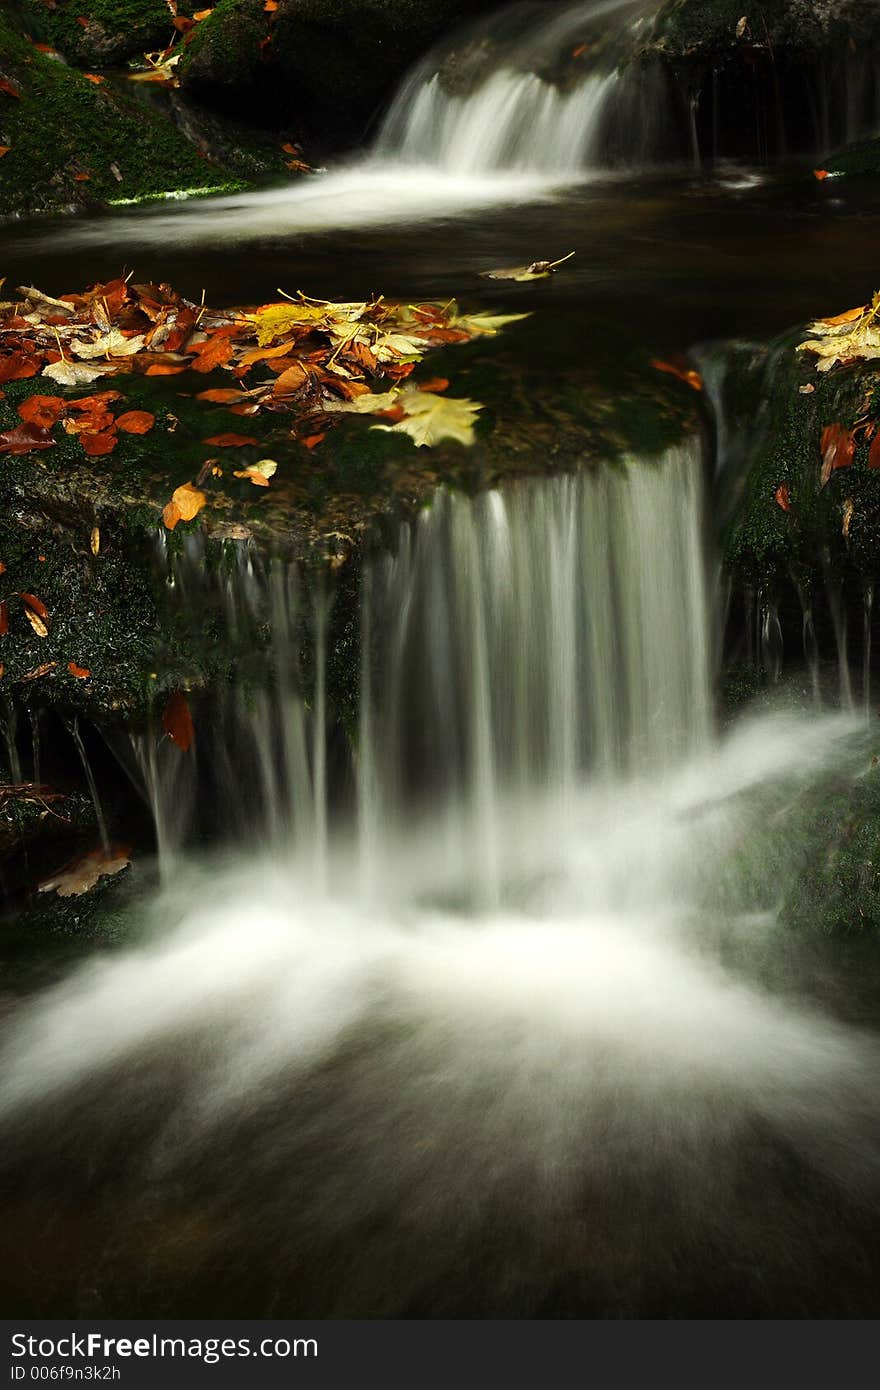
[[4, 447, 880, 1316]]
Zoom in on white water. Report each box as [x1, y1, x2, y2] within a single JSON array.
[[39, 0, 652, 250], [4, 449, 880, 1287]]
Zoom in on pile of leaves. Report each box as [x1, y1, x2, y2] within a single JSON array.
[[798, 292, 880, 373], [0, 275, 527, 526]]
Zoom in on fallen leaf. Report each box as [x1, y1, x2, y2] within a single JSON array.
[[0, 601, 7, 636], [302, 433, 325, 449], [203, 433, 259, 447], [80, 431, 118, 457], [163, 482, 206, 530], [481, 251, 575, 282], [842, 497, 854, 538], [20, 661, 56, 681], [71, 329, 145, 359], [68, 661, 91, 679], [0, 147, 10, 159], [869, 434, 880, 470], [163, 691, 194, 751], [775, 483, 791, 512], [39, 845, 131, 897], [0, 352, 40, 383], [91, 526, 100, 555], [83, 73, 104, 84], [17, 395, 65, 429], [814, 169, 831, 180], [43, 358, 112, 386], [273, 362, 310, 396], [650, 358, 704, 391], [195, 387, 252, 404], [0, 78, 21, 99], [820, 422, 856, 485], [0, 422, 56, 455], [233, 458, 277, 487], [372, 389, 482, 448], [115, 409, 155, 434]]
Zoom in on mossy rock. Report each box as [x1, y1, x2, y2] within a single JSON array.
[[648, 0, 880, 59], [16, 0, 191, 69], [180, 0, 521, 148], [824, 136, 880, 178], [0, 12, 244, 215]]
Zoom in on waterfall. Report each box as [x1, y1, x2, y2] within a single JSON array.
[[359, 443, 711, 902]]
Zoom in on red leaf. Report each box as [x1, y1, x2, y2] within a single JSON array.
[[163, 691, 194, 752], [814, 169, 830, 181], [775, 483, 791, 512], [0, 601, 7, 636], [0, 423, 56, 456], [0, 353, 41, 384], [820, 423, 856, 486], [0, 78, 21, 100], [19, 593, 50, 622], [650, 357, 704, 391]]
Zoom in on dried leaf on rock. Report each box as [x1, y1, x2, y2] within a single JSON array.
[[68, 662, 91, 679], [43, 358, 113, 386], [39, 845, 130, 898], [371, 389, 482, 448], [17, 395, 65, 429], [820, 423, 856, 485], [0, 422, 56, 455], [115, 410, 155, 434], [233, 459, 277, 487]]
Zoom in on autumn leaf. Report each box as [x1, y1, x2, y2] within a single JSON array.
[[273, 362, 311, 396], [249, 301, 328, 346], [869, 433, 880, 471], [651, 358, 704, 391], [115, 410, 155, 434], [68, 662, 91, 679], [203, 433, 259, 447], [820, 423, 856, 486], [20, 592, 49, 638], [39, 845, 130, 897], [0, 422, 56, 455], [17, 395, 65, 429], [195, 388, 252, 404], [43, 358, 113, 386], [449, 310, 530, 337], [0, 78, 21, 99], [91, 526, 101, 556], [775, 483, 791, 512], [233, 459, 277, 487], [372, 389, 482, 448], [80, 431, 118, 457], [0, 601, 7, 636], [481, 251, 575, 282], [0, 352, 40, 383], [163, 482, 207, 530], [163, 691, 194, 751], [0, 147, 10, 159]]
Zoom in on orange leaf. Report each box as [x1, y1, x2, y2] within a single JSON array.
[[195, 388, 251, 403], [0, 147, 10, 158], [115, 410, 155, 434], [775, 483, 791, 512], [0, 353, 40, 384], [17, 395, 65, 430], [83, 73, 105, 84], [820, 423, 856, 486], [281, 141, 300, 155], [68, 662, 91, 680], [273, 362, 310, 396], [162, 691, 194, 752], [73, 172, 91, 182], [80, 431, 118, 457], [0, 78, 21, 99], [819, 305, 866, 327], [417, 377, 449, 394], [68, 391, 124, 411], [189, 337, 234, 372], [145, 363, 187, 376], [165, 482, 207, 527], [0, 422, 55, 455], [302, 433, 325, 449], [203, 433, 258, 447], [162, 501, 182, 530], [194, 7, 214, 17], [650, 358, 703, 391], [869, 434, 880, 471], [814, 169, 830, 180], [237, 341, 297, 367]]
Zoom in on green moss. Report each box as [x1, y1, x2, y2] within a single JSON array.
[[0, 15, 245, 215], [825, 136, 880, 177]]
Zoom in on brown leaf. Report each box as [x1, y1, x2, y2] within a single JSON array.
[[68, 661, 91, 679], [19, 592, 49, 623], [0, 600, 7, 636], [869, 433, 880, 471], [163, 691, 194, 751], [0, 353, 41, 384], [273, 362, 310, 396], [0, 78, 21, 99], [650, 358, 703, 391], [39, 844, 131, 898], [820, 423, 856, 486], [203, 433, 259, 447], [145, 363, 188, 376], [20, 661, 56, 681], [195, 388, 251, 404]]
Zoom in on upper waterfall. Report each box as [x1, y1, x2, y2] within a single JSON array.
[[373, 0, 667, 176]]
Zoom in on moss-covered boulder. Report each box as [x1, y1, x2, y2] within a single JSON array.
[[16, 0, 188, 69], [638, 0, 880, 161], [0, 12, 245, 215], [180, 0, 519, 148]]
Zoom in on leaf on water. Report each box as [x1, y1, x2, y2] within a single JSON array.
[[820, 422, 856, 485], [0, 422, 56, 455], [115, 410, 155, 434], [372, 389, 482, 449], [233, 459, 277, 487], [163, 691, 194, 751], [39, 845, 131, 898], [481, 251, 575, 282], [775, 483, 791, 512], [68, 661, 91, 679]]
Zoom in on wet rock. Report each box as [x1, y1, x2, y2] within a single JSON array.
[[17, 0, 182, 69]]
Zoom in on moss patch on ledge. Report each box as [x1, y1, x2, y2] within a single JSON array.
[[16, 0, 189, 68], [0, 13, 244, 216]]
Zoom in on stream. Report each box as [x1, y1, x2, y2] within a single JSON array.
[[3, 0, 880, 1320]]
